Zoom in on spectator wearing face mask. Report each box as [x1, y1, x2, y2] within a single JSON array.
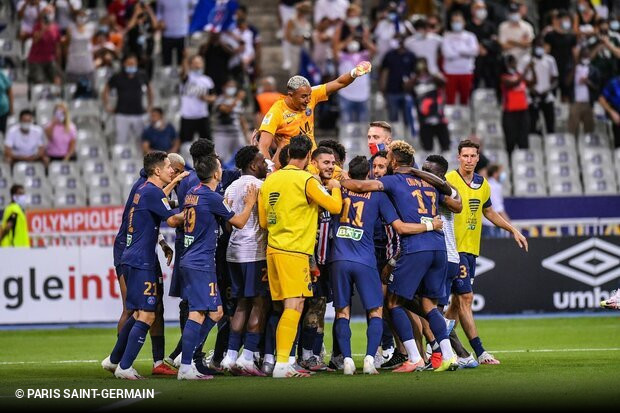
[[3, 109, 47, 166], [467, 0, 501, 91], [17, 0, 48, 41], [102, 54, 153, 144], [519, 37, 558, 134], [179, 54, 216, 143], [499, 2, 534, 61], [0, 184, 30, 248], [44, 102, 77, 161], [213, 79, 248, 163], [27, 5, 62, 86], [405, 18, 442, 75], [501, 54, 535, 153], [567, 48, 601, 138], [54, 0, 81, 34], [588, 17, 620, 90], [124, 1, 158, 79], [544, 9, 578, 100], [574, 0, 597, 36], [333, 4, 374, 62], [441, 11, 479, 105], [64, 9, 96, 84], [481, 164, 509, 239], [141, 107, 180, 154]]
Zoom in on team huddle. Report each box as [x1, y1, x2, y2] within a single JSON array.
[[101, 62, 530, 380]]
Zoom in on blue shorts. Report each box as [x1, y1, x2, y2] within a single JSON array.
[[388, 250, 448, 300], [439, 262, 460, 307], [168, 234, 184, 298], [124, 265, 160, 312], [330, 260, 383, 311], [451, 253, 476, 295], [180, 266, 222, 312], [228, 261, 269, 298]]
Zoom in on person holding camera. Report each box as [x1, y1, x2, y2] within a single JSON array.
[[0, 185, 30, 248], [588, 18, 620, 90]]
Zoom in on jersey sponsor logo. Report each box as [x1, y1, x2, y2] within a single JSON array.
[[262, 112, 273, 125], [267, 192, 280, 225], [184, 235, 195, 248], [161, 198, 171, 210], [125, 234, 132, 247], [336, 226, 364, 241], [421, 216, 434, 225]]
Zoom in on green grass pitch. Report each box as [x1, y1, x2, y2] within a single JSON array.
[[0, 316, 619, 410]]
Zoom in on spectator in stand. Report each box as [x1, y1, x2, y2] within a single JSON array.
[[544, 10, 578, 100], [103, 54, 153, 144], [279, 0, 303, 72], [254, 76, 281, 128], [212, 79, 248, 163], [141, 107, 180, 154], [124, 1, 157, 79], [314, 0, 348, 26], [17, 0, 47, 41], [467, 0, 501, 91], [284, 1, 313, 76], [574, 0, 597, 36], [409, 57, 450, 152], [373, 3, 414, 67], [427, 13, 443, 35], [156, 0, 193, 67], [98, 14, 124, 52], [27, 5, 62, 86], [441, 11, 479, 105], [107, 0, 137, 28], [44, 102, 76, 161], [54, 0, 80, 34], [312, 17, 335, 75], [589, 17, 620, 90], [333, 4, 374, 62], [501, 54, 535, 153], [200, 32, 234, 94], [482, 164, 509, 238], [231, 5, 262, 81], [520, 37, 558, 134], [64, 9, 96, 84], [380, 34, 417, 138], [179, 54, 216, 143], [4, 109, 47, 166], [445, 0, 473, 24], [92, 30, 119, 68], [567, 48, 601, 138], [337, 28, 374, 123], [405, 18, 442, 75], [498, 2, 534, 61], [599, 74, 620, 148], [0, 69, 13, 135]]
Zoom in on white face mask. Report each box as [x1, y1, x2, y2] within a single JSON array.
[[509, 13, 520, 23], [225, 87, 237, 96], [561, 20, 572, 31], [154, 120, 164, 128], [347, 40, 360, 53], [611, 21, 620, 31], [475, 9, 487, 21], [346, 17, 361, 27], [498, 171, 507, 184], [20, 122, 32, 132], [190, 69, 203, 77], [13, 194, 27, 208], [55, 110, 65, 122], [451, 21, 464, 32]]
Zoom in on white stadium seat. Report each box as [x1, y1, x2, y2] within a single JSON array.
[[110, 144, 139, 161], [548, 178, 583, 196], [25, 189, 53, 208], [511, 149, 544, 168], [0, 190, 10, 209], [114, 159, 142, 177], [52, 175, 85, 193], [12, 162, 46, 182], [48, 161, 79, 179], [81, 159, 112, 176], [545, 133, 576, 150], [89, 187, 121, 206], [54, 188, 87, 208], [0, 175, 11, 191], [513, 178, 547, 197]]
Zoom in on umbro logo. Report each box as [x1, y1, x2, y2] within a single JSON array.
[[542, 238, 620, 287], [475, 256, 495, 276]]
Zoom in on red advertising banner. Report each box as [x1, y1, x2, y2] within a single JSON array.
[[27, 206, 123, 234]]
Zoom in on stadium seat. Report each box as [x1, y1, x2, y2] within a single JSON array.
[[165, 95, 181, 114], [53, 188, 87, 208], [339, 137, 367, 155], [70, 100, 101, 125], [554, 102, 569, 129], [89, 187, 121, 206], [23, 175, 51, 195], [580, 147, 613, 167], [85, 173, 115, 189], [25, 189, 53, 208], [545, 147, 579, 166], [110, 143, 139, 160], [579, 133, 610, 150], [81, 159, 112, 176], [0, 190, 10, 209], [546, 163, 579, 180], [513, 178, 547, 197], [52, 175, 84, 193], [528, 134, 543, 151], [0, 174, 11, 191], [12, 162, 46, 182], [114, 159, 141, 177], [445, 105, 470, 124], [513, 163, 543, 180], [0, 161, 10, 178], [121, 182, 134, 201], [30, 84, 62, 102], [475, 119, 503, 140], [548, 178, 583, 196], [472, 88, 498, 107], [583, 177, 618, 195], [35, 100, 61, 124], [76, 129, 103, 143], [48, 161, 79, 180], [77, 141, 108, 161], [485, 149, 510, 168], [448, 120, 471, 139], [511, 149, 544, 168], [0, 38, 21, 61], [117, 172, 138, 188], [483, 134, 506, 150], [545, 133, 576, 150]]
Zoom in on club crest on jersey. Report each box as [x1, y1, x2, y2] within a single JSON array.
[[336, 226, 364, 241], [161, 198, 171, 210], [147, 296, 156, 305], [184, 235, 194, 248], [305, 108, 312, 116]]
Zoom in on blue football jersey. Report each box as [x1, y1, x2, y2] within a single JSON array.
[[113, 169, 147, 267], [379, 173, 446, 254], [180, 184, 235, 271], [175, 167, 200, 212], [121, 181, 176, 269], [329, 189, 399, 268]]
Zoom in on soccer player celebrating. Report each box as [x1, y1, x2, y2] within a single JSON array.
[[367, 121, 393, 157], [258, 135, 343, 378], [445, 140, 528, 365], [258, 61, 372, 168], [341, 141, 462, 373], [103, 151, 185, 380], [219, 146, 270, 376], [331, 155, 446, 375], [177, 155, 259, 380]]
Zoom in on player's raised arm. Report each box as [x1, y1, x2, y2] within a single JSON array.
[[228, 184, 259, 229], [258, 130, 275, 161], [305, 177, 342, 214], [482, 206, 528, 252], [340, 178, 384, 193], [325, 61, 372, 96], [395, 166, 453, 196]]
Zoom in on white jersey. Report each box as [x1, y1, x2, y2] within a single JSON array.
[[224, 175, 267, 263], [439, 204, 459, 264]]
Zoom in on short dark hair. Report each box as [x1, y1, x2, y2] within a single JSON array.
[[235, 145, 260, 171], [413, 18, 427, 31], [311, 146, 334, 160], [458, 139, 480, 154], [288, 134, 313, 160], [122, 53, 138, 63], [195, 155, 220, 182], [144, 151, 168, 176], [238, 4, 247, 13], [425, 154, 449, 176], [189, 139, 215, 164], [487, 163, 501, 177], [278, 144, 290, 167], [151, 107, 164, 116], [10, 184, 24, 197], [370, 150, 388, 164], [556, 9, 570, 19], [348, 156, 369, 180], [19, 109, 33, 120], [318, 139, 346, 163]]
